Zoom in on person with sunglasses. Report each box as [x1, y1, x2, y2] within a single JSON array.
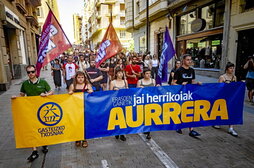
[[11, 65, 53, 162]]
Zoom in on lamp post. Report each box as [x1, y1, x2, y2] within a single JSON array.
[[146, 0, 149, 53]]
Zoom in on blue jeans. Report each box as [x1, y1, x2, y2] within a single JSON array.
[[128, 84, 137, 88]]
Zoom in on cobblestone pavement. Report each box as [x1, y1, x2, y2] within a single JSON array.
[[0, 70, 253, 168]]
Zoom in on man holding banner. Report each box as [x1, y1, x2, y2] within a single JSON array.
[[172, 54, 202, 137], [11, 65, 53, 162]]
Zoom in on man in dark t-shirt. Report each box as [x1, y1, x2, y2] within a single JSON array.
[[172, 54, 202, 137], [86, 60, 103, 91], [173, 66, 195, 85]]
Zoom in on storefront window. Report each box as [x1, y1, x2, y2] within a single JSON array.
[[201, 4, 215, 30], [185, 34, 222, 69], [178, 0, 225, 36], [215, 0, 225, 27], [201, 1, 225, 29], [179, 11, 196, 35]]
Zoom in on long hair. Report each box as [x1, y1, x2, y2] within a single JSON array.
[[73, 71, 88, 90], [174, 60, 181, 70], [114, 67, 124, 80]]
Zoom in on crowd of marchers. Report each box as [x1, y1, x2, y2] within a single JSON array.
[[11, 49, 254, 162]]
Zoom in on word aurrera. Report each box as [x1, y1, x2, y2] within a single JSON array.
[[133, 91, 193, 106], [107, 99, 228, 130]]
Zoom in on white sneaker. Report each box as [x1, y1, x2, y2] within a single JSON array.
[[212, 125, 220, 129], [228, 128, 238, 137]]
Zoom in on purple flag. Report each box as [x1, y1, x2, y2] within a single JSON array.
[[156, 27, 175, 84]]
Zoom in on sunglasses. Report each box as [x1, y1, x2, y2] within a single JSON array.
[[27, 71, 35, 74]]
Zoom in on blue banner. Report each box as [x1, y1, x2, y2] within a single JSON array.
[[85, 82, 245, 139]]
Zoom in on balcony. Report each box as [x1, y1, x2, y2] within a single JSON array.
[[139, 0, 168, 22], [26, 8, 38, 27], [26, 15, 39, 27], [96, 0, 116, 6], [15, 0, 27, 14], [27, 0, 41, 7]]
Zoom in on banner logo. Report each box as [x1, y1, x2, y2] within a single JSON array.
[[37, 102, 63, 126]]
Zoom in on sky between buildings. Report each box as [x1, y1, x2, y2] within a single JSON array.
[[58, 0, 84, 43]]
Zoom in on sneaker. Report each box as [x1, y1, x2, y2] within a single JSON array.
[[212, 125, 221, 129], [42, 146, 48, 154], [189, 130, 201, 137], [120, 135, 126, 141], [146, 134, 151, 140], [176, 129, 182, 134], [27, 151, 39, 162], [228, 128, 238, 137], [115, 135, 119, 139]]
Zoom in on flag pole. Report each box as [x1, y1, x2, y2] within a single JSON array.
[[45, 2, 72, 47]]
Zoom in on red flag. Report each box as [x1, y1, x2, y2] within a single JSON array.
[[36, 10, 71, 76], [95, 22, 122, 67]]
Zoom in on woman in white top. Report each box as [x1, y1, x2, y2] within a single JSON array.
[[109, 68, 128, 141], [151, 54, 159, 78], [213, 62, 238, 137], [144, 54, 152, 70], [137, 68, 156, 139], [78, 55, 87, 72]]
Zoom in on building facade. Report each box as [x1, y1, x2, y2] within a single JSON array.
[[0, 0, 41, 91], [125, 0, 171, 56], [73, 14, 83, 44], [85, 0, 133, 51], [169, 0, 229, 77], [227, 0, 254, 80], [37, 0, 60, 34]]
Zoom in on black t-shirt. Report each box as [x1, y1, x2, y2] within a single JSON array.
[[173, 67, 195, 85], [86, 67, 102, 87], [100, 63, 109, 78]]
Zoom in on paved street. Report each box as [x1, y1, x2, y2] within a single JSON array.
[[0, 70, 254, 168]]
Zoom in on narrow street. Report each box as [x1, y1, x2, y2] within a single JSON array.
[[0, 70, 254, 168]]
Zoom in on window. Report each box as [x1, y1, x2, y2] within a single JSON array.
[[179, 11, 196, 35], [120, 4, 125, 11], [185, 34, 222, 69], [136, 1, 140, 16], [201, 4, 215, 30], [139, 35, 146, 53], [240, 0, 254, 13], [97, 6, 100, 15], [120, 17, 125, 25], [120, 30, 126, 38], [201, 1, 225, 29], [178, 0, 225, 35], [108, 5, 112, 12], [36, 8, 41, 16], [97, 18, 101, 25]]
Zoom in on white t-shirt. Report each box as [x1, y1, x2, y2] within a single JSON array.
[[63, 63, 78, 80], [152, 59, 158, 67]]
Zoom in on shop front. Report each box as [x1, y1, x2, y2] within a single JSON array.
[[174, 0, 225, 77]]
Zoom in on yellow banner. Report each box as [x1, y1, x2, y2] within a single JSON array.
[[12, 93, 84, 148]]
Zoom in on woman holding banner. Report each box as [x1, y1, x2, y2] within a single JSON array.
[[213, 62, 238, 137], [69, 71, 93, 147], [110, 67, 128, 141], [137, 68, 156, 139]]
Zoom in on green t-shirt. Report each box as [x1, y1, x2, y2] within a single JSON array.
[[20, 78, 51, 96]]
